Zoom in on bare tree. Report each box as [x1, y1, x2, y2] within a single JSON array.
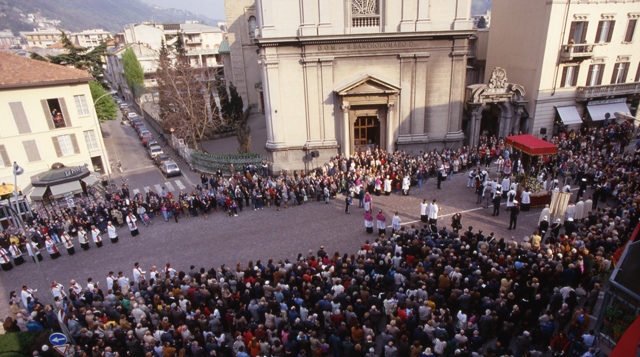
[[156, 36, 223, 150]]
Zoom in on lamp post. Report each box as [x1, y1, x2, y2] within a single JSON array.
[[93, 90, 117, 105], [12, 161, 24, 226], [93, 90, 116, 185]]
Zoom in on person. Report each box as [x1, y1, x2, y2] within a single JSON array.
[[364, 212, 374, 234], [345, 195, 351, 214], [364, 192, 372, 213], [402, 175, 410, 196], [107, 221, 118, 243], [506, 187, 516, 211], [437, 167, 445, 189], [492, 185, 502, 216], [9, 242, 25, 266], [428, 200, 439, 225], [508, 201, 520, 230], [483, 182, 492, 208], [26, 241, 42, 262], [538, 216, 549, 239], [538, 204, 550, 225], [420, 199, 429, 223], [520, 187, 531, 211], [133, 262, 145, 286], [21, 285, 36, 308], [0, 247, 13, 271], [376, 210, 386, 235], [575, 198, 585, 220], [577, 178, 587, 199], [126, 213, 139, 237], [78, 226, 90, 250], [391, 212, 401, 232], [550, 219, 562, 239], [91, 226, 103, 248], [451, 212, 462, 233], [50, 281, 66, 300], [45, 237, 60, 260], [383, 176, 392, 196]]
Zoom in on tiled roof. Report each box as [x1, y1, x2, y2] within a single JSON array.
[[0, 52, 92, 89]]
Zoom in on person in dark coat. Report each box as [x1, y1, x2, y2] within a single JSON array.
[[508, 202, 520, 230]]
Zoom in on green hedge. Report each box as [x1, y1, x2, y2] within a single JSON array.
[[0, 331, 49, 356], [190, 151, 265, 175]]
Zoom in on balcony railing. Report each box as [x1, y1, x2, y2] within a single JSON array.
[[352, 15, 380, 28], [560, 43, 596, 62], [576, 82, 640, 100]]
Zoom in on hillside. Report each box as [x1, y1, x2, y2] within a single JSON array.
[[0, 0, 218, 35]]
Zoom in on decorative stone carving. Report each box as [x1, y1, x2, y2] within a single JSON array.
[[488, 67, 508, 89], [601, 13, 617, 20], [352, 0, 378, 15], [616, 55, 631, 62], [629, 13, 640, 19], [573, 14, 589, 20]]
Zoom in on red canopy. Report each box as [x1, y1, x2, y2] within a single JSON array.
[[506, 134, 557, 156], [609, 314, 640, 357]]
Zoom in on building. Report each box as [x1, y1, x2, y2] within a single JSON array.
[[21, 28, 63, 48], [0, 52, 110, 194], [105, 43, 160, 99], [70, 29, 112, 49], [0, 30, 21, 50], [230, 0, 474, 172], [486, 0, 639, 139]]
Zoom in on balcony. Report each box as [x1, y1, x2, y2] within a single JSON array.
[[576, 82, 640, 101], [560, 43, 596, 62], [352, 15, 380, 28]]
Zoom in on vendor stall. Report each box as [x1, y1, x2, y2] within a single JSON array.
[[506, 134, 558, 208]]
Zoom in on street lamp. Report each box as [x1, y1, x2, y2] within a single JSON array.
[[94, 90, 117, 105], [12, 161, 24, 225]]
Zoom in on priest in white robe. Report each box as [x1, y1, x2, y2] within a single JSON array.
[[574, 199, 585, 220]]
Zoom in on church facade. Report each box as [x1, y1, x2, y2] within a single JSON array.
[[249, 0, 474, 172]]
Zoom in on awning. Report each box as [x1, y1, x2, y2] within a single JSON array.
[[49, 181, 83, 199], [81, 176, 99, 186], [556, 106, 582, 125], [506, 134, 558, 156], [587, 102, 630, 121], [30, 186, 48, 200]]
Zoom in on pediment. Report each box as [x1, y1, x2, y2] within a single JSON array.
[[336, 75, 400, 96]]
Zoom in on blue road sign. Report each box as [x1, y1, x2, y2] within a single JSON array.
[[49, 333, 67, 346]]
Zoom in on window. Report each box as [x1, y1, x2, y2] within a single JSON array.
[[569, 21, 589, 43], [595, 20, 615, 43], [0, 145, 9, 168], [22, 140, 41, 162], [586, 64, 605, 86], [625, 19, 637, 42], [84, 130, 98, 151], [561, 66, 580, 87], [248, 16, 256, 39], [611, 62, 629, 84], [636, 62, 640, 82], [41, 98, 72, 129], [52, 134, 80, 157], [74, 95, 90, 116]]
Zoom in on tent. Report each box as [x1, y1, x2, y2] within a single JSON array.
[[505, 134, 558, 156]]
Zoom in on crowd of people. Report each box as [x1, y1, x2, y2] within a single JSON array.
[[1, 121, 639, 357]]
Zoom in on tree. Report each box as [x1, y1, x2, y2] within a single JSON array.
[[89, 81, 118, 122], [121, 47, 145, 98], [217, 79, 250, 153], [156, 39, 223, 150], [477, 16, 487, 29], [36, 32, 108, 83]]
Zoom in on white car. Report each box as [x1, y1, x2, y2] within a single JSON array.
[[119, 103, 129, 109], [147, 144, 164, 159], [127, 112, 138, 119]]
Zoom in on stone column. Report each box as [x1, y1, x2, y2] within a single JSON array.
[[468, 104, 483, 148], [386, 102, 395, 153], [342, 102, 351, 155], [263, 58, 284, 149]]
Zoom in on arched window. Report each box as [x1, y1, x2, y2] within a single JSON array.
[[248, 16, 257, 39]]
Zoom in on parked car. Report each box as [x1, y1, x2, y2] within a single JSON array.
[[145, 140, 158, 149], [139, 129, 151, 138], [127, 112, 138, 119], [147, 144, 164, 159], [154, 153, 171, 166], [119, 103, 129, 109], [160, 161, 181, 177], [130, 119, 142, 128], [134, 124, 148, 134], [141, 133, 154, 146]]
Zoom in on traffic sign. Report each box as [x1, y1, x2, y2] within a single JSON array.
[[49, 332, 67, 346], [52, 344, 69, 356]]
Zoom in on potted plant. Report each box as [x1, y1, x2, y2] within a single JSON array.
[[604, 305, 623, 327]]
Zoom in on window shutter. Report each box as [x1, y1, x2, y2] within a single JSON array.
[[0, 145, 10, 167], [70, 133, 81, 154], [22, 140, 41, 162], [59, 98, 72, 127], [51, 136, 63, 157], [9, 102, 31, 134], [41, 100, 54, 130], [607, 22, 615, 42], [595, 21, 603, 42], [597, 64, 604, 85]]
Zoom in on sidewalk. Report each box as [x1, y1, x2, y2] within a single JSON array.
[[199, 112, 268, 157]]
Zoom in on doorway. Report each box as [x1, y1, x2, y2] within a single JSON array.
[[354, 116, 380, 152], [479, 104, 501, 138]]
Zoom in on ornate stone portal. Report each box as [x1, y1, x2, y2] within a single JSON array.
[[465, 67, 527, 147]]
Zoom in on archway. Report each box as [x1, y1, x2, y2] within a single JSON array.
[[480, 103, 501, 137]]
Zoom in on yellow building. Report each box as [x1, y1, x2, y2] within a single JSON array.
[[0, 52, 110, 196], [486, 0, 639, 138]]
